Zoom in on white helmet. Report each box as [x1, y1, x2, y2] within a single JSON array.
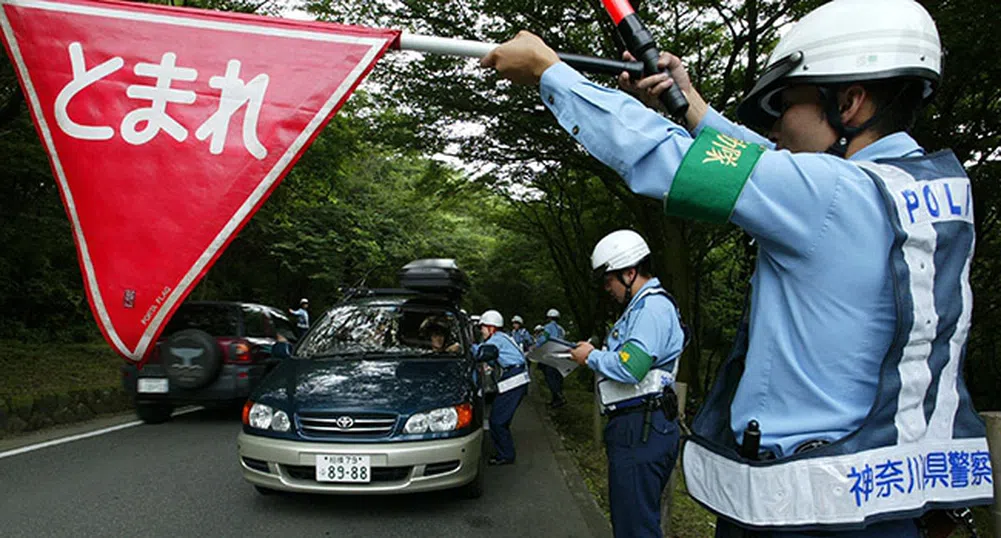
[[533, 324, 544, 332], [546, 308, 560, 319], [511, 315, 524, 324], [480, 310, 503, 328], [300, 298, 309, 305], [591, 230, 651, 274], [737, 0, 942, 129]]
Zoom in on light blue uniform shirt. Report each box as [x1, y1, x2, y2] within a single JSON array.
[[535, 320, 566, 347], [473, 331, 526, 369], [290, 308, 309, 329], [510, 327, 533, 349], [586, 278, 684, 384], [540, 62, 922, 457]]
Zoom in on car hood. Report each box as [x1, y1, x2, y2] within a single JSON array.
[[253, 357, 472, 414]]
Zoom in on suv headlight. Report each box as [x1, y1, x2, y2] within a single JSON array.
[[242, 401, 291, 432], [404, 403, 472, 434]]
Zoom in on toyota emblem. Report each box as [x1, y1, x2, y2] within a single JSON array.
[[335, 416, 354, 429]]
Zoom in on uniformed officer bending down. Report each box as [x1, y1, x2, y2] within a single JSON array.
[[482, 0, 992, 536], [569, 230, 686, 537], [473, 310, 530, 465]]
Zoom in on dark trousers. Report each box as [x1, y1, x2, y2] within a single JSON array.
[[605, 409, 680, 538], [489, 369, 527, 461], [540, 363, 564, 401], [714, 517, 919, 538]]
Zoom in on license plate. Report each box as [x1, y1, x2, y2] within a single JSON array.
[[137, 378, 169, 393], [316, 455, 371, 483]]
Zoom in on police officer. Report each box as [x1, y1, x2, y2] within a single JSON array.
[[482, 1, 991, 536], [473, 310, 529, 465], [568, 230, 685, 538], [534, 308, 567, 408], [509, 315, 533, 352], [288, 298, 309, 338]]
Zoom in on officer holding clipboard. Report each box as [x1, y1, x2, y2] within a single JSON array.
[[568, 230, 686, 537]]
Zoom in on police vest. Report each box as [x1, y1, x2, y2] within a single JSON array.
[[682, 151, 993, 531], [597, 286, 690, 412]]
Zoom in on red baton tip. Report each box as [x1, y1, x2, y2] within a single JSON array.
[[602, 0, 635, 25]]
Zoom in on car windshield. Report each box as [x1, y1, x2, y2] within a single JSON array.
[[164, 303, 240, 336], [296, 303, 464, 359]]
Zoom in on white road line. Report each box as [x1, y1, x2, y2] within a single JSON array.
[[0, 406, 204, 460]]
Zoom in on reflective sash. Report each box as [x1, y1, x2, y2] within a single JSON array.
[[597, 368, 673, 410], [497, 370, 531, 393], [682, 153, 992, 531]]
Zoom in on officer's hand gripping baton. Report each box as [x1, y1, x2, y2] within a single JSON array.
[[600, 0, 689, 120]]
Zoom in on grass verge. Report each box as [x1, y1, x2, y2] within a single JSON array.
[[0, 340, 122, 399]]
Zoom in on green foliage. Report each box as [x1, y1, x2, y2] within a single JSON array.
[[0, 0, 998, 411], [0, 341, 122, 399]]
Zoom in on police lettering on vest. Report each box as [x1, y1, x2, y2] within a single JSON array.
[[683, 153, 992, 531]]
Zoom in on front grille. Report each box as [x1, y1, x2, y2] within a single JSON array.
[[423, 460, 460, 476], [282, 465, 412, 483], [297, 412, 398, 437]]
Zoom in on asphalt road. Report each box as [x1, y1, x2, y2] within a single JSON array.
[[0, 394, 602, 538]]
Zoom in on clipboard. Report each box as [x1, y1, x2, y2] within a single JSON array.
[[526, 338, 579, 378]]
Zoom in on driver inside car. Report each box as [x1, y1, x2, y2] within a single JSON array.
[[421, 316, 460, 354]]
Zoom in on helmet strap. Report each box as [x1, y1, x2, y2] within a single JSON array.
[[616, 269, 638, 305], [820, 85, 883, 158]]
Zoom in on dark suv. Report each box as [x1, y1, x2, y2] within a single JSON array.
[[122, 301, 299, 424], [237, 259, 488, 498]]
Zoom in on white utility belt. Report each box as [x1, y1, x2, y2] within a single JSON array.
[[597, 368, 673, 410], [497, 370, 530, 393]]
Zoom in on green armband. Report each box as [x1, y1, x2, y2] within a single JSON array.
[[665, 127, 765, 223], [618, 341, 653, 382]]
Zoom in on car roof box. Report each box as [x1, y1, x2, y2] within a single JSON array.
[[399, 259, 468, 297]]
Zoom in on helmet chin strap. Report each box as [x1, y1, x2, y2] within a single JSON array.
[[820, 83, 916, 158], [820, 86, 882, 158], [616, 269, 638, 305]]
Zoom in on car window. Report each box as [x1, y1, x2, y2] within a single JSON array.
[[270, 312, 298, 342], [242, 306, 272, 338], [164, 303, 240, 336], [296, 303, 463, 359]]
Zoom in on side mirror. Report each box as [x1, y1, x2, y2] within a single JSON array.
[[477, 344, 499, 363], [271, 341, 293, 359]]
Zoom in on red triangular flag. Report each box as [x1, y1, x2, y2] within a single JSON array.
[[0, 0, 399, 363]]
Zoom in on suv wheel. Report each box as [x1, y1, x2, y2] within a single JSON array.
[[136, 402, 174, 424], [163, 329, 223, 389]]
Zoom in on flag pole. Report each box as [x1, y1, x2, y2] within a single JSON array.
[[398, 33, 643, 79]]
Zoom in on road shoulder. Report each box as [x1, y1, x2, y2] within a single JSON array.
[[527, 382, 612, 538]]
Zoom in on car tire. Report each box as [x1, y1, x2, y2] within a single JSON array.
[[136, 402, 173, 424], [458, 436, 487, 500], [163, 329, 223, 390]]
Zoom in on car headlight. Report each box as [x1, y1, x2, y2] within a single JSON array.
[[248, 403, 273, 430], [428, 407, 458, 432], [404, 403, 472, 434], [243, 402, 291, 432], [404, 412, 429, 434], [271, 410, 291, 432]]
